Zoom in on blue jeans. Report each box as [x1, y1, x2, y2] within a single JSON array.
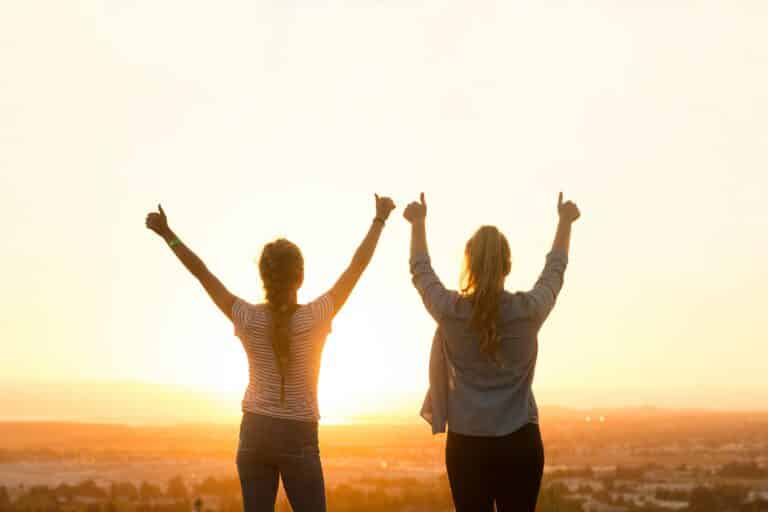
[[236, 412, 326, 512]]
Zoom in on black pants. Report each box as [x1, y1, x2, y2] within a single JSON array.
[[446, 422, 544, 512]]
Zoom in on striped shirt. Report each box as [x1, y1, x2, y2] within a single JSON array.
[[231, 294, 334, 422]]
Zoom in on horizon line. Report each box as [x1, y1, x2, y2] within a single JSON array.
[[3, 404, 768, 428]]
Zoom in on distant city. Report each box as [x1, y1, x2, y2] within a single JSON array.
[[1, 408, 767, 511]]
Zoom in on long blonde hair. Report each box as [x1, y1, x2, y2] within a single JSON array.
[[460, 226, 512, 363]]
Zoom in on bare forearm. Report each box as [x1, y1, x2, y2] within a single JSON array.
[[328, 194, 395, 315], [551, 219, 572, 256], [330, 220, 386, 313], [410, 220, 428, 259], [350, 221, 384, 270], [146, 205, 235, 319], [160, 228, 208, 278]]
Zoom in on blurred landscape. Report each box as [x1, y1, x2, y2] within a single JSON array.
[[2, 408, 768, 512]]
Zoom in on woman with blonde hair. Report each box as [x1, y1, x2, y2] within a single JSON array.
[[404, 192, 580, 512], [146, 194, 396, 511]]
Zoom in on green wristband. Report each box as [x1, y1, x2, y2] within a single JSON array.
[[168, 238, 182, 248]]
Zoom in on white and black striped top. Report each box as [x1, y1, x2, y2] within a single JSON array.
[[231, 294, 334, 422]]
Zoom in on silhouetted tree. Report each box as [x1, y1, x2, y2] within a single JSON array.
[[110, 482, 138, 501], [536, 485, 584, 512], [139, 482, 163, 501], [719, 461, 767, 479], [689, 485, 748, 512], [75, 480, 107, 499], [194, 477, 239, 497], [16, 486, 57, 512], [0, 486, 10, 512], [167, 476, 188, 500]]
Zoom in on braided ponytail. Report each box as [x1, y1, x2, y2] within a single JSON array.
[[258, 239, 304, 404]]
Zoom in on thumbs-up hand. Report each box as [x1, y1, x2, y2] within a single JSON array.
[[557, 192, 581, 223], [403, 192, 428, 224], [374, 193, 396, 222], [145, 203, 171, 237]]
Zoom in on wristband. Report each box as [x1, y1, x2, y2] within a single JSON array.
[[168, 238, 182, 248], [373, 217, 386, 226]]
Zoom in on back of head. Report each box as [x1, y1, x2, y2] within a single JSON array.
[[258, 238, 304, 402], [460, 226, 512, 364]]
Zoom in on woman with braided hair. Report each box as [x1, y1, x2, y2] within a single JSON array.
[[145, 193, 396, 511], [404, 192, 581, 512]]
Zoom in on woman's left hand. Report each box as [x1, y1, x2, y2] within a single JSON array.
[[145, 204, 170, 237], [375, 194, 396, 221]]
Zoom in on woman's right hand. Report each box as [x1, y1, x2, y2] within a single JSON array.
[[557, 192, 580, 223], [403, 193, 427, 224]]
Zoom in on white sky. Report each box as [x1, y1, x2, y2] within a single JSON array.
[[1, 1, 767, 420]]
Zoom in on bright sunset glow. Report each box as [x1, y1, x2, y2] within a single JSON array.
[[2, 2, 767, 424]]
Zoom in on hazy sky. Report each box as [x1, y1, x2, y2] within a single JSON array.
[[2, 1, 767, 421]]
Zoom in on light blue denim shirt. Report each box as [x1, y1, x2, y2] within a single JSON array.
[[411, 249, 568, 436]]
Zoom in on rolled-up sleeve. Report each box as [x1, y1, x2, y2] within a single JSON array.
[[410, 252, 458, 322], [524, 249, 568, 322]]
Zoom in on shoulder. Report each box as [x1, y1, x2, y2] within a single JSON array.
[[501, 291, 540, 320], [305, 293, 334, 322], [447, 289, 468, 308], [291, 294, 334, 336], [233, 298, 269, 312], [438, 290, 471, 319], [232, 299, 269, 323]]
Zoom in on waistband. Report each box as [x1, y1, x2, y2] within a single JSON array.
[[241, 411, 319, 434]]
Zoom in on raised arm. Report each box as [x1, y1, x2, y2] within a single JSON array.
[[405, 193, 457, 321], [552, 191, 580, 256], [525, 192, 581, 321], [145, 204, 236, 321], [406, 193, 429, 259], [329, 194, 396, 315]]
